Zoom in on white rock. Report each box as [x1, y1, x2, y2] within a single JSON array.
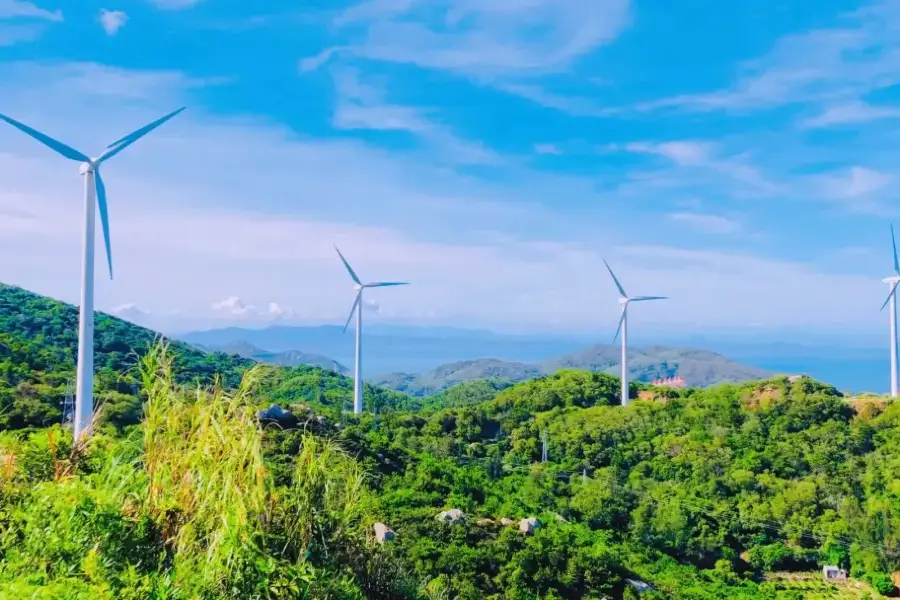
[[373, 522, 395, 543], [519, 517, 542, 535]]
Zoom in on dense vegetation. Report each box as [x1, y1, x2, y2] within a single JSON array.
[[2, 284, 900, 599]]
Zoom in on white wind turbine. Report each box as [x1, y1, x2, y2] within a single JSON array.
[[334, 245, 408, 414], [880, 224, 900, 398], [0, 108, 185, 441], [604, 260, 668, 406]]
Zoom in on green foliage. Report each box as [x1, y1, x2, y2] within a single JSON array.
[[5, 284, 900, 598]]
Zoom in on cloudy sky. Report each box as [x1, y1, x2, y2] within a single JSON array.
[[0, 0, 898, 339]]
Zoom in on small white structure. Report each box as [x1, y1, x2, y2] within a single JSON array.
[[823, 565, 847, 581], [373, 523, 394, 543], [519, 517, 542, 535], [436, 509, 466, 525]]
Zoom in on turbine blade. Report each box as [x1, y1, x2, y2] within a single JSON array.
[[334, 245, 362, 285], [368, 281, 409, 287], [892, 223, 899, 275], [603, 259, 627, 298], [342, 291, 362, 333], [97, 107, 186, 163], [94, 169, 113, 280], [612, 309, 626, 343], [631, 295, 668, 301], [0, 113, 89, 162], [881, 282, 898, 311]]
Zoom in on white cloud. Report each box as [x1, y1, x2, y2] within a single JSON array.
[[0, 0, 62, 21], [814, 166, 891, 200], [99, 9, 127, 36], [668, 212, 741, 235], [0, 0, 61, 45], [801, 101, 900, 128], [328, 0, 631, 77], [619, 140, 782, 197], [328, 67, 500, 165], [636, 0, 900, 117], [0, 60, 891, 338], [212, 296, 254, 315]]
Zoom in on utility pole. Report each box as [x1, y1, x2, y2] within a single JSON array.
[[61, 379, 74, 428], [582, 467, 588, 484]]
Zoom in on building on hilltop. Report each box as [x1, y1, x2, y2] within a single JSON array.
[[650, 375, 686, 388]]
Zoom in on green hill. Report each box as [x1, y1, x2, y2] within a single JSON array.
[[0, 283, 410, 429], [3, 283, 900, 600], [373, 344, 771, 396]]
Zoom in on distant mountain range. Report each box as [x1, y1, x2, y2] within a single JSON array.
[[371, 345, 772, 396], [180, 323, 890, 393], [179, 324, 587, 375], [195, 340, 349, 374], [188, 327, 772, 397]]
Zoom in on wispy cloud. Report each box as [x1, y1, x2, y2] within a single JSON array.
[[801, 101, 900, 128], [99, 9, 127, 36], [819, 166, 893, 199], [636, 0, 900, 120], [0, 0, 62, 21], [0, 0, 61, 45], [668, 212, 741, 235], [329, 67, 501, 165], [618, 140, 783, 197], [301, 0, 631, 112], [327, 0, 631, 76]]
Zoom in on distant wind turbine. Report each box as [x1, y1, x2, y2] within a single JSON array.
[[334, 245, 408, 414], [881, 224, 900, 398], [604, 260, 668, 407], [0, 108, 185, 441]]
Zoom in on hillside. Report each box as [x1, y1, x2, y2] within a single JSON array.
[[196, 340, 349, 374], [4, 347, 900, 598], [373, 344, 771, 396], [0, 284, 410, 429]]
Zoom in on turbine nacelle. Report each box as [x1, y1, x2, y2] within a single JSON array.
[[883, 276, 900, 285], [79, 162, 93, 175], [618, 296, 629, 305]]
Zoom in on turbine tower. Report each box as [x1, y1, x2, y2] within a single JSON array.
[[604, 260, 668, 406], [881, 224, 900, 398], [0, 108, 185, 441], [334, 245, 408, 414]]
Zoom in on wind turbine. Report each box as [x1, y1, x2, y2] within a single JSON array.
[[604, 260, 668, 407], [334, 245, 408, 414], [881, 224, 900, 398], [0, 108, 185, 441]]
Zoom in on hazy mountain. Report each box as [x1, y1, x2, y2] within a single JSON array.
[[371, 345, 772, 396], [179, 325, 586, 375], [195, 340, 349, 374]]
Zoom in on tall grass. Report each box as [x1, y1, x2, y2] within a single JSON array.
[[0, 342, 412, 600]]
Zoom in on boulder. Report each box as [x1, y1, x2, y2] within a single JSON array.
[[476, 518, 496, 527], [256, 404, 297, 427], [500, 518, 516, 526], [373, 522, 395, 543], [519, 517, 542, 535], [436, 509, 466, 525], [554, 513, 567, 522]]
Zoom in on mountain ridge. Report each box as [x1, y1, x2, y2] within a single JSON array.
[[372, 344, 772, 396]]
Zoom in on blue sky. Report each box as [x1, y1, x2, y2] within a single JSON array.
[[0, 0, 899, 340]]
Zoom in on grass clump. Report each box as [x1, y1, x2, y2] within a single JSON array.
[[0, 343, 417, 600]]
